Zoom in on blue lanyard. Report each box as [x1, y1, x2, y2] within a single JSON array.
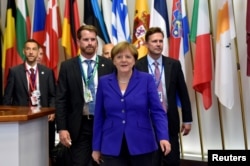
[[78, 56, 99, 85], [148, 63, 164, 88]]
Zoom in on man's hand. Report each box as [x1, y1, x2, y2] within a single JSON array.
[[59, 130, 72, 148], [48, 113, 55, 121], [181, 123, 192, 136]]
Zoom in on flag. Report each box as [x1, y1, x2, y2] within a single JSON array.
[[190, 0, 212, 110], [112, 0, 131, 44], [132, 0, 150, 59], [32, 0, 46, 46], [169, 0, 190, 107], [150, 0, 170, 57], [61, 0, 80, 59], [84, 0, 110, 55], [84, 0, 110, 43], [215, 0, 236, 109], [169, 0, 182, 60], [181, 0, 190, 56], [16, 0, 31, 60], [101, 0, 113, 42], [0, 22, 3, 99], [2, 0, 20, 86], [169, 0, 189, 76], [44, 0, 62, 78], [247, 0, 250, 76]]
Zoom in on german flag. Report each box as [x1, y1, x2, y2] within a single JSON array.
[[61, 0, 80, 59]]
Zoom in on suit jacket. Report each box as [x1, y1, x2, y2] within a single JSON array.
[[3, 63, 56, 107], [92, 69, 169, 156], [56, 56, 114, 142], [135, 56, 192, 136]]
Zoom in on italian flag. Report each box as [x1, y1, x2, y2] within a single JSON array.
[[190, 0, 212, 110]]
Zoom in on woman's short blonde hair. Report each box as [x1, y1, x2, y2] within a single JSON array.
[[111, 41, 138, 61]]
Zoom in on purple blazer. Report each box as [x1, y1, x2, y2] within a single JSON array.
[[92, 69, 169, 156]]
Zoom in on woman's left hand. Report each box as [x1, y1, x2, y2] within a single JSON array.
[[160, 140, 171, 156]]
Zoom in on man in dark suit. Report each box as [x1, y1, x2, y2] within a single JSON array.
[[55, 25, 114, 166], [3, 39, 56, 163], [135, 27, 193, 166]]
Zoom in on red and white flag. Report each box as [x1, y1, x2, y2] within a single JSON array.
[[45, 0, 62, 78]]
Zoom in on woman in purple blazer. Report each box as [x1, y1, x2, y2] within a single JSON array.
[[92, 42, 171, 166]]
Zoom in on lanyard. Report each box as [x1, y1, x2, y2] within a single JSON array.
[[148, 63, 164, 88], [26, 68, 38, 91], [78, 56, 99, 86]]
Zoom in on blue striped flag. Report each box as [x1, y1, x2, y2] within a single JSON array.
[[101, 0, 113, 42], [90, 0, 110, 43], [112, 0, 131, 44], [84, 0, 111, 55]]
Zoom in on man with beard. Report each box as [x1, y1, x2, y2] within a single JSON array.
[[56, 25, 114, 166], [2, 39, 56, 164]]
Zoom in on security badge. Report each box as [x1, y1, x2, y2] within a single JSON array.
[[84, 88, 93, 103], [158, 91, 163, 102], [30, 90, 41, 106]]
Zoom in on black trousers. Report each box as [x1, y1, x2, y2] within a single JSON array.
[[62, 116, 99, 166], [155, 135, 180, 166], [101, 136, 156, 166], [49, 120, 56, 157]]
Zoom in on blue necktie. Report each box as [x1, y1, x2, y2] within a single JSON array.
[[85, 60, 95, 115]]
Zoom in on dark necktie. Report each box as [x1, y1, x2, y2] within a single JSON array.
[[153, 61, 167, 112], [85, 60, 95, 115], [30, 68, 36, 87]]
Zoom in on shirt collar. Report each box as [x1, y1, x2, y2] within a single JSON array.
[[79, 54, 97, 63], [25, 62, 37, 71], [147, 55, 163, 66]]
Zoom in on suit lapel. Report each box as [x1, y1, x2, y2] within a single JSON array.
[[107, 70, 140, 97], [38, 65, 45, 94], [123, 69, 140, 96], [107, 73, 122, 96], [20, 64, 29, 93], [138, 56, 149, 72], [162, 56, 171, 92], [73, 57, 84, 98]]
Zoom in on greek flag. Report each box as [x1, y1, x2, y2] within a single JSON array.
[[112, 0, 131, 44]]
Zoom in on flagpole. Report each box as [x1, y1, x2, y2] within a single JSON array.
[[208, 0, 226, 150], [188, 44, 205, 159], [231, 0, 248, 150], [184, 0, 205, 160]]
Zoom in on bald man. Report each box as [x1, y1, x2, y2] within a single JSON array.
[[102, 43, 114, 59]]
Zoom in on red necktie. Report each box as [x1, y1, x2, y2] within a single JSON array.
[[30, 68, 36, 87], [153, 61, 167, 112]]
